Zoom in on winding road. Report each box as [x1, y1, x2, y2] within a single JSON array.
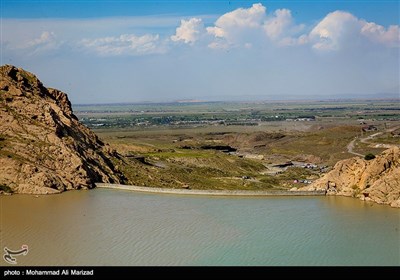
[[346, 137, 364, 157], [346, 126, 400, 157]]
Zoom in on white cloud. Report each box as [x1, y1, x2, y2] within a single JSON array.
[[310, 11, 400, 51], [207, 26, 226, 39], [26, 31, 56, 47], [2, 3, 398, 58], [16, 31, 61, 54], [361, 22, 400, 47], [207, 3, 266, 47], [264, 9, 294, 39], [278, 34, 309, 47], [263, 9, 305, 46], [171, 18, 205, 44], [2, 4, 397, 103], [80, 34, 165, 56], [205, 3, 307, 49], [310, 11, 360, 51], [213, 2, 266, 29]]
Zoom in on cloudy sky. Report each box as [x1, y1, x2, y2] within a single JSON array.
[[1, 0, 399, 104]]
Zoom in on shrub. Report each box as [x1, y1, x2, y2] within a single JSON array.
[[0, 184, 13, 193], [364, 153, 376, 160]]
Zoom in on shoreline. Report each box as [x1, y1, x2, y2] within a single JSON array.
[[95, 183, 326, 197]]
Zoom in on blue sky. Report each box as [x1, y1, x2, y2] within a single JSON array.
[[1, 0, 399, 103]]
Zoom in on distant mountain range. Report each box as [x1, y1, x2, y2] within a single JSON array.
[[72, 93, 399, 106]]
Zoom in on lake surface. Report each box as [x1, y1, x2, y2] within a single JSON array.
[[1, 188, 399, 266]]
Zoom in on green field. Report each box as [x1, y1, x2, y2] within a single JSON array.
[[74, 99, 400, 190]]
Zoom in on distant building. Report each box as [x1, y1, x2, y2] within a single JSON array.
[[362, 125, 378, 132], [391, 129, 400, 137], [286, 116, 316, 122]]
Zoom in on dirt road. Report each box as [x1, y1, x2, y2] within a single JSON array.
[[347, 138, 364, 157], [346, 126, 400, 157]]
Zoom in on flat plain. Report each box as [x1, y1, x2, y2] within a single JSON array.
[[74, 99, 400, 190]]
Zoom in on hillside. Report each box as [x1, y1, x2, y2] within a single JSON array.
[[0, 65, 127, 194], [300, 147, 400, 207]]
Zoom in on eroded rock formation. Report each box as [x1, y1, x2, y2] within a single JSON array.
[[0, 65, 127, 194], [301, 147, 400, 207]]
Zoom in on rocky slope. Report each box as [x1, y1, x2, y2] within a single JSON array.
[[0, 65, 127, 194], [300, 146, 400, 207]]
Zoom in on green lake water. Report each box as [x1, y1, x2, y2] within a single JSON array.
[[1, 188, 399, 266]]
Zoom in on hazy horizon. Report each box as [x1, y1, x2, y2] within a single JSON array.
[[1, 1, 399, 104], [70, 92, 400, 106]]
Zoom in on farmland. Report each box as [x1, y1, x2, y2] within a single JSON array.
[[74, 99, 400, 190]]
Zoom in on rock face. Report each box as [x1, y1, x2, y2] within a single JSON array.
[[301, 146, 400, 207], [0, 65, 127, 194]]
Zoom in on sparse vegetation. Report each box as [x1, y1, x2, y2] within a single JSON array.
[[351, 185, 361, 197], [259, 175, 279, 187], [85, 100, 399, 191], [20, 71, 37, 84], [0, 184, 13, 193], [276, 167, 315, 181], [365, 153, 376, 160]]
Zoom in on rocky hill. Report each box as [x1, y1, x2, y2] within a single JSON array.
[[300, 146, 400, 207], [0, 65, 127, 194]]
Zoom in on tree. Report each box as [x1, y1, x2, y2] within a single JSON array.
[[364, 153, 376, 160]]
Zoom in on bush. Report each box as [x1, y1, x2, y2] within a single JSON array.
[[0, 184, 13, 193], [364, 153, 376, 160]]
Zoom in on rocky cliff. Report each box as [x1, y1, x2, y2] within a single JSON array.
[[301, 147, 400, 207], [0, 65, 127, 194]]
